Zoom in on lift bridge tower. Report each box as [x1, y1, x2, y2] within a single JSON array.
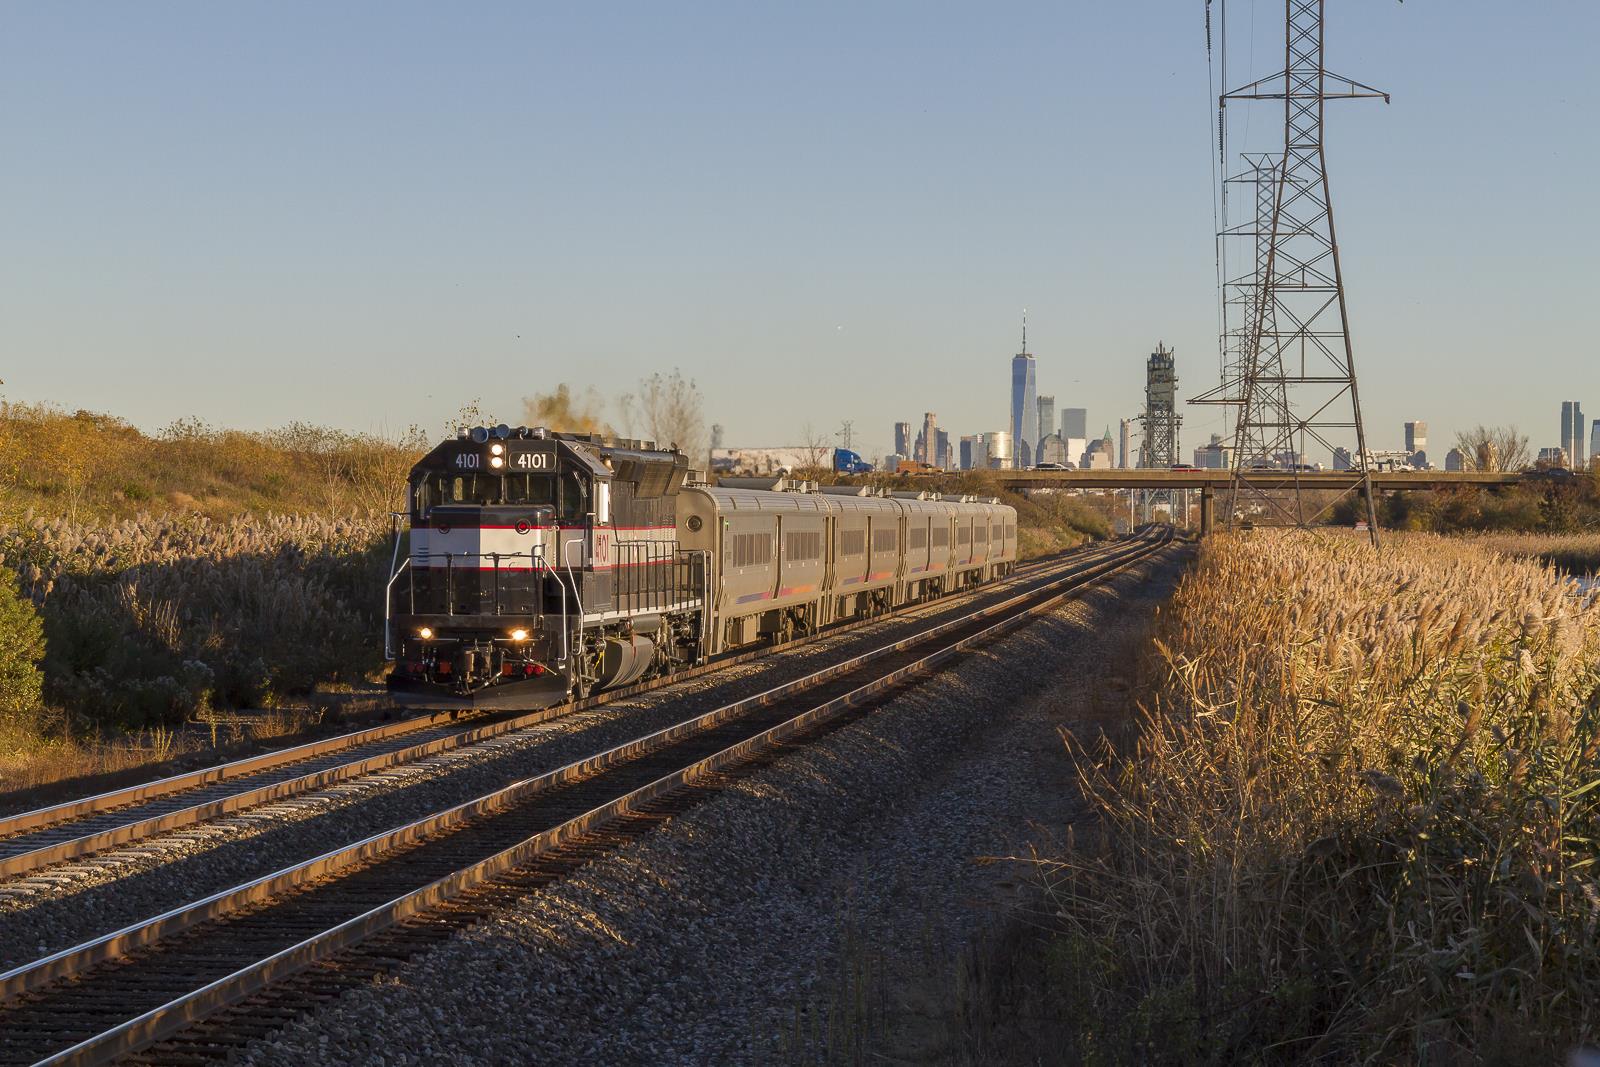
[[1138, 343, 1181, 520], [1191, 0, 1395, 547]]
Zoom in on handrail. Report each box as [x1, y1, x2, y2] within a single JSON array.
[[383, 559, 413, 661]]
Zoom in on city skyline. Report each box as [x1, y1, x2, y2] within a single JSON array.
[[0, 4, 1594, 459]]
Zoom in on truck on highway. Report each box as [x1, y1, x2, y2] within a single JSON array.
[[711, 446, 875, 476]]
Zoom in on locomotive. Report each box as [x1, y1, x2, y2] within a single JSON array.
[[386, 425, 1017, 710]]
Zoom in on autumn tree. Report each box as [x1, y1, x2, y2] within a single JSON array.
[[621, 370, 707, 463], [1452, 425, 1530, 472]]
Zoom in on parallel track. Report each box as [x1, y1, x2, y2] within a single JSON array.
[[0, 527, 1173, 1067], [0, 540, 1127, 880]]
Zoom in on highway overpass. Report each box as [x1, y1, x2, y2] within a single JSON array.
[[991, 469, 1527, 536], [991, 469, 1524, 492]]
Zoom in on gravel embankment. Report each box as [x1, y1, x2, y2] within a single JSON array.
[[233, 546, 1189, 1066], [0, 549, 1113, 969]]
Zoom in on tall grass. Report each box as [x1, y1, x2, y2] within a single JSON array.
[[1, 512, 391, 731], [1040, 532, 1600, 1063], [0, 401, 424, 522], [1469, 532, 1600, 575]]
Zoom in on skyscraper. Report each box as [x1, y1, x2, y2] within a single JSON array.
[[959, 435, 979, 471], [1404, 421, 1426, 455], [935, 429, 950, 470], [913, 412, 939, 466], [1577, 404, 1587, 468], [1118, 419, 1132, 469], [893, 422, 911, 458], [1561, 402, 1584, 469], [1010, 320, 1037, 470], [1037, 395, 1056, 448], [1061, 408, 1088, 441], [1592, 420, 1600, 470]]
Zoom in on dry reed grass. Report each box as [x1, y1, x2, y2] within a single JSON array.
[[1, 512, 390, 730], [1039, 531, 1600, 1063], [1468, 532, 1600, 575]]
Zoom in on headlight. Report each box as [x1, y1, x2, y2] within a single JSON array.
[[510, 628, 528, 642], [417, 627, 434, 640], [490, 442, 505, 456], [490, 456, 504, 469]]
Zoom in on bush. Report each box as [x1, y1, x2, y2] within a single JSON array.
[[0, 564, 44, 716], [2, 513, 390, 730]]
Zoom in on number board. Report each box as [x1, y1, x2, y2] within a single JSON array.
[[504, 443, 557, 472]]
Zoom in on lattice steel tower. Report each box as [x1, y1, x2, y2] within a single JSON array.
[[1139, 343, 1180, 471], [1208, 0, 1390, 546], [1138, 344, 1181, 518]]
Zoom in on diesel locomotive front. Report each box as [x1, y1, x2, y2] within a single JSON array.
[[386, 426, 709, 710]]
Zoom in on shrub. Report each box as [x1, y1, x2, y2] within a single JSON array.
[[0, 564, 45, 717], [2, 513, 390, 730]]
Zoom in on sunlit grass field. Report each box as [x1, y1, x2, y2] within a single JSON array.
[[1041, 530, 1600, 1062]]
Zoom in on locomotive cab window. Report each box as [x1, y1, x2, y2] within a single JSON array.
[[502, 474, 555, 507], [559, 473, 588, 522], [421, 472, 555, 508]]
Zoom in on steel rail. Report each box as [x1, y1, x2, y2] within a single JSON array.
[[0, 540, 1119, 880], [0, 527, 1161, 1002], [0, 529, 1172, 1067]]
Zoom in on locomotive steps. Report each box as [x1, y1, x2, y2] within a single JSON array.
[[0, 528, 1172, 1067]]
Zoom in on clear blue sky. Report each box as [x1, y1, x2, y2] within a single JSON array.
[[2, 1, 1595, 462]]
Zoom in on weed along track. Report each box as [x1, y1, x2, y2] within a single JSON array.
[[0, 529, 1171, 1067], [0, 541, 1116, 885]]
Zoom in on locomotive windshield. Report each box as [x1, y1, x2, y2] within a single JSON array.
[[417, 472, 558, 510], [412, 471, 594, 523]]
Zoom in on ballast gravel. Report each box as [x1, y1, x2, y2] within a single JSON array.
[[0, 550, 1102, 970], [234, 546, 1189, 1067]]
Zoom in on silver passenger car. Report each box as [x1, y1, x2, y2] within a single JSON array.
[[677, 481, 1017, 655]]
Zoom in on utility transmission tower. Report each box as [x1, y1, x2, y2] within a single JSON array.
[[1194, 152, 1285, 452], [836, 420, 854, 451], [1199, 0, 1391, 546]]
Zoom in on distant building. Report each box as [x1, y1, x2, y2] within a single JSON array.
[[935, 429, 951, 470], [1592, 420, 1600, 470], [1082, 449, 1113, 470], [1035, 433, 1069, 467], [1083, 431, 1116, 470], [885, 452, 907, 471], [893, 422, 911, 458], [1062, 407, 1088, 441], [1010, 321, 1038, 470], [959, 435, 979, 471], [1274, 450, 1308, 469], [1445, 447, 1466, 472], [1404, 421, 1428, 467], [1538, 446, 1570, 468], [1118, 419, 1132, 469], [986, 430, 1013, 470], [1562, 402, 1586, 470], [913, 412, 939, 466], [1064, 436, 1088, 469], [1037, 395, 1056, 445], [1195, 433, 1231, 469], [1332, 447, 1354, 471]]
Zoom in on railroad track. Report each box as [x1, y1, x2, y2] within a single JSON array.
[[0, 526, 1174, 1067], [0, 537, 1136, 882]]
